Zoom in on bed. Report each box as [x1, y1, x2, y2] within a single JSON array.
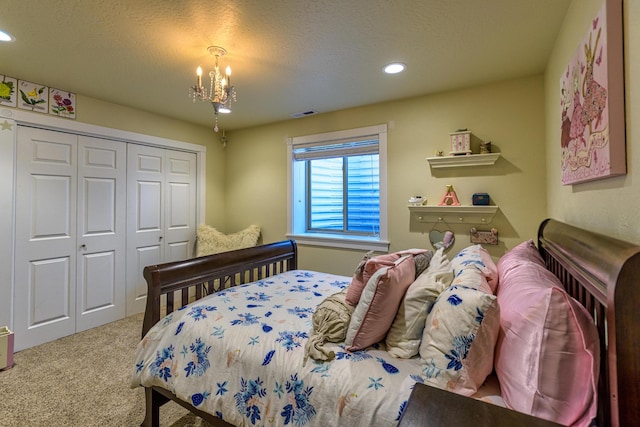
[[131, 219, 640, 427]]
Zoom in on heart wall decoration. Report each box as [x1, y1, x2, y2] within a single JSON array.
[[429, 230, 455, 251]]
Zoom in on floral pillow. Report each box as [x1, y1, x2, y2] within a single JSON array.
[[451, 244, 499, 294], [419, 284, 500, 395], [386, 248, 453, 358]]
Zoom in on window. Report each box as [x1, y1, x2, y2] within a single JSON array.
[[287, 124, 389, 251]]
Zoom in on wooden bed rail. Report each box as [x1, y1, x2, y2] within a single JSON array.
[[538, 219, 640, 427], [141, 240, 298, 338]]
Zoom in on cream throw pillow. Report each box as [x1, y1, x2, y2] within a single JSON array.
[[196, 224, 261, 256], [386, 248, 453, 358]]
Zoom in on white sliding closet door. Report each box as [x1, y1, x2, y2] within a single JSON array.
[[126, 145, 196, 316], [164, 150, 198, 262], [126, 144, 164, 316], [15, 127, 78, 349], [14, 127, 126, 350], [76, 136, 126, 331]]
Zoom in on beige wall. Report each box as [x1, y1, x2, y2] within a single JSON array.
[[73, 95, 227, 227], [224, 75, 547, 276], [545, 0, 639, 244]]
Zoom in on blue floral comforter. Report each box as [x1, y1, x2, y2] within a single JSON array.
[[130, 270, 427, 426]]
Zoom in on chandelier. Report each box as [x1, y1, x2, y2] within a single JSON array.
[[189, 46, 237, 132]]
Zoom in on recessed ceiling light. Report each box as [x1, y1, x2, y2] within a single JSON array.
[[0, 30, 15, 42], [383, 62, 406, 74]]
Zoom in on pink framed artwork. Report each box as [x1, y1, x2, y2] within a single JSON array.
[[559, 0, 625, 185]]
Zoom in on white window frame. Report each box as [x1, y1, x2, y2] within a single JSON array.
[[286, 124, 389, 251]]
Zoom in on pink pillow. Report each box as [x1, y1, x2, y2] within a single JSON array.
[[346, 248, 426, 306], [345, 255, 416, 351], [496, 239, 544, 273], [495, 247, 599, 427]]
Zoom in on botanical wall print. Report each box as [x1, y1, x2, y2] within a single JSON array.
[[18, 80, 48, 113], [559, 0, 625, 185], [0, 75, 17, 107], [49, 88, 76, 119]]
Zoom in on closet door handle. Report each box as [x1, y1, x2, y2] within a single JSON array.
[[79, 244, 87, 250], [159, 236, 163, 242]]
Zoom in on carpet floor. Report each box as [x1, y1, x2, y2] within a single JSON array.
[[0, 314, 213, 426]]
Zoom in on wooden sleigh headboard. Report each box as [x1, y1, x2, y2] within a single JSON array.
[[537, 219, 640, 427]]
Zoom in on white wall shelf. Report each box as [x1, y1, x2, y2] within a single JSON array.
[[408, 205, 498, 224], [426, 153, 501, 168]]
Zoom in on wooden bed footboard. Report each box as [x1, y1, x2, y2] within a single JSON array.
[[140, 240, 297, 427], [141, 239, 297, 338]]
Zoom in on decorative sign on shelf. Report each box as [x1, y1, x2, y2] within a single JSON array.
[[449, 129, 471, 155], [470, 227, 498, 245]]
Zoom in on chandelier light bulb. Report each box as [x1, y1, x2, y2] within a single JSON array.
[[196, 66, 203, 87]]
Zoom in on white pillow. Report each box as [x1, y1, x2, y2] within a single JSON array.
[[386, 249, 453, 358]]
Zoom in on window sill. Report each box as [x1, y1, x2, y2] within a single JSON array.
[[286, 233, 390, 252]]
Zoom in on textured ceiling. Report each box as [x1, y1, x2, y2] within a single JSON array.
[[0, 0, 571, 131]]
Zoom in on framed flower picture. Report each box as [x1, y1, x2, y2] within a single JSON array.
[[0, 75, 17, 107], [18, 80, 48, 113], [559, 0, 625, 185], [49, 88, 76, 119]]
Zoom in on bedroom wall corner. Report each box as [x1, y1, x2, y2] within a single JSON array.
[[544, 0, 640, 245]]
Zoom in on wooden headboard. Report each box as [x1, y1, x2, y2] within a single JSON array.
[[538, 219, 640, 427]]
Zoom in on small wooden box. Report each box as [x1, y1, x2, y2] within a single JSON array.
[[449, 131, 472, 155], [0, 326, 14, 370]]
